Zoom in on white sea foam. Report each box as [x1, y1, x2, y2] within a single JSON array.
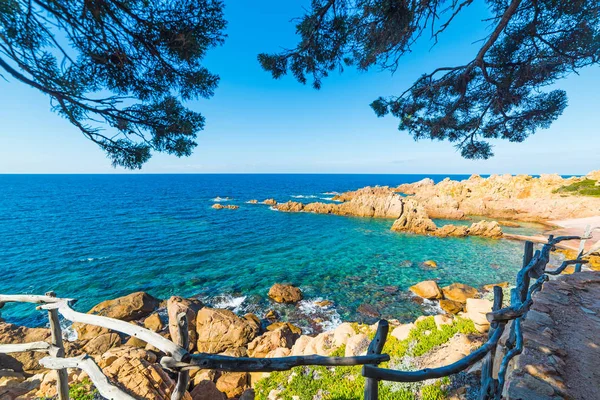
[[420, 298, 444, 315], [208, 294, 247, 313], [298, 298, 342, 333], [290, 195, 318, 199], [78, 256, 107, 262], [322, 192, 340, 195], [211, 196, 232, 202], [58, 319, 78, 342]]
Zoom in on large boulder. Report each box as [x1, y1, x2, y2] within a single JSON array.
[[216, 372, 250, 398], [86, 292, 160, 321], [247, 325, 300, 357], [345, 334, 370, 357], [464, 298, 493, 332], [442, 283, 479, 303], [409, 280, 443, 299], [274, 201, 304, 212], [391, 323, 415, 341], [333, 323, 356, 347], [82, 332, 121, 355], [102, 352, 190, 400], [190, 380, 226, 400], [290, 335, 313, 356], [440, 299, 464, 314], [0, 322, 52, 374], [167, 296, 203, 351], [196, 308, 259, 353], [268, 284, 303, 304], [143, 313, 164, 332], [466, 221, 503, 238], [96, 346, 157, 369], [304, 332, 337, 356], [391, 198, 438, 234]]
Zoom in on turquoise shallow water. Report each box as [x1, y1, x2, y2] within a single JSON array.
[[0, 174, 547, 331]]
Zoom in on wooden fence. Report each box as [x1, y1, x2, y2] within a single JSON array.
[[0, 233, 594, 400]]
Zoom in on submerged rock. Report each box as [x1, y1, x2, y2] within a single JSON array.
[[357, 303, 380, 318]]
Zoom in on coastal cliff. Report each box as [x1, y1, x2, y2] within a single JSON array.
[[273, 171, 600, 240], [395, 172, 600, 222]]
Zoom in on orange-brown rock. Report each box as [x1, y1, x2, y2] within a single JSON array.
[[274, 201, 304, 212], [82, 332, 121, 355], [0, 323, 52, 374], [247, 324, 300, 357], [390, 198, 437, 234], [263, 198, 277, 205], [465, 220, 503, 238], [442, 283, 479, 303], [190, 380, 226, 400], [212, 203, 239, 210], [395, 173, 600, 222], [409, 280, 443, 299], [86, 291, 160, 321], [215, 372, 250, 398], [143, 313, 164, 332], [102, 351, 190, 400], [167, 296, 203, 351], [440, 299, 464, 314], [268, 283, 303, 303], [266, 321, 302, 335], [196, 308, 259, 353]]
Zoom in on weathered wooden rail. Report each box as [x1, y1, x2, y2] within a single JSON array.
[[0, 233, 593, 399]]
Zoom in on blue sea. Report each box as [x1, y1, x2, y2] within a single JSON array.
[[0, 174, 546, 332]]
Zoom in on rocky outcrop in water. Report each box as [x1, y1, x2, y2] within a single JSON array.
[[395, 173, 600, 222], [268, 284, 303, 304], [274, 186, 504, 238], [212, 203, 239, 210]]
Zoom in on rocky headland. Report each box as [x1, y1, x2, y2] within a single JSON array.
[[395, 171, 600, 223], [272, 171, 600, 244]]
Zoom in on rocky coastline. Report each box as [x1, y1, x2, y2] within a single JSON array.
[[0, 280, 504, 400]]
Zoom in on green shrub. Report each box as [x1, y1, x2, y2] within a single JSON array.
[[69, 379, 98, 400], [554, 179, 600, 197], [254, 317, 477, 400]]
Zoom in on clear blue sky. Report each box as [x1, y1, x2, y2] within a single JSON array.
[[0, 1, 598, 174]]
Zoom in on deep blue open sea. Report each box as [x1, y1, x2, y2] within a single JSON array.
[[0, 174, 546, 332]]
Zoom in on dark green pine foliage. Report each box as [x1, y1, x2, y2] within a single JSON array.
[[259, 0, 600, 159], [0, 0, 226, 168]]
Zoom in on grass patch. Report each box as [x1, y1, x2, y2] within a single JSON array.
[[254, 317, 477, 400], [554, 179, 600, 197]]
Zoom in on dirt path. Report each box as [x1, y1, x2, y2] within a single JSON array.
[[550, 273, 600, 400], [507, 271, 600, 400]]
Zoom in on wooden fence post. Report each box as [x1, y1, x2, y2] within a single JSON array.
[[479, 286, 504, 399], [575, 225, 591, 272], [363, 320, 389, 400], [46, 291, 69, 400], [171, 312, 190, 400]]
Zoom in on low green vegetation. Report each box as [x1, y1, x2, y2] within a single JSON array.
[[554, 179, 600, 197], [254, 317, 478, 400], [38, 379, 98, 400]]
